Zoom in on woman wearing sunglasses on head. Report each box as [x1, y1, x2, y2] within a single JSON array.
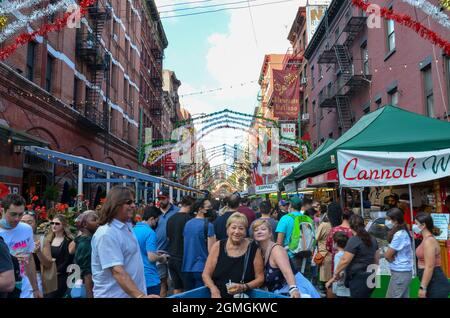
[[45, 214, 75, 298], [21, 211, 53, 296]]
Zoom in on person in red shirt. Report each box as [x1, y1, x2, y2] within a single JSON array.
[[237, 197, 256, 226]]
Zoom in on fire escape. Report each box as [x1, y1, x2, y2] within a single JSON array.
[[75, 1, 111, 133], [317, 15, 370, 133]]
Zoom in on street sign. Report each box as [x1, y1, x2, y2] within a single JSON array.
[[255, 183, 278, 194]]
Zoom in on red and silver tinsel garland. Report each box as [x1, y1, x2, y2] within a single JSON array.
[[352, 0, 450, 56], [0, 0, 96, 60]]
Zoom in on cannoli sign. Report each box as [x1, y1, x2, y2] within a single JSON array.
[[337, 148, 450, 187]]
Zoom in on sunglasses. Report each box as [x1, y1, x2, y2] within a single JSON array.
[[8, 211, 24, 218], [24, 211, 36, 216], [50, 222, 62, 226]]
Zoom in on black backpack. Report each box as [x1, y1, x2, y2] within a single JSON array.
[[0, 237, 21, 298]]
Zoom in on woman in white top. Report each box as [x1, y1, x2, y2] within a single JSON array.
[[384, 208, 413, 298]]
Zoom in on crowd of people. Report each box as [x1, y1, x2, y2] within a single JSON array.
[[0, 187, 449, 299]]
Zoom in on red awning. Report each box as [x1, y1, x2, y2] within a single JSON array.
[[307, 169, 338, 186]]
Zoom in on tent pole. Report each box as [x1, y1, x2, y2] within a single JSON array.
[[409, 184, 417, 277], [360, 187, 364, 218], [106, 171, 111, 193], [78, 163, 83, 197]]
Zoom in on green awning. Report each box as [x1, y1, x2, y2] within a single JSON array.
[[281, 105, 450, 184]]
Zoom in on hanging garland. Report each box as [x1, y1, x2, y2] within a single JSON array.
[[0, 0, 43, 15], [0, 0, 74, 43], [0, 0, 96, 60], [0, 15, 7, 29], [400, 0, 450, 30], [352, 0, 450, 55]]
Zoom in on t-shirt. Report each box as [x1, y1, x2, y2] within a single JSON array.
[[182, 218, 215, 273], [275, 212, 302, 258], [333, 251, 350, 297], [249, 217, 278, 241], [133, 222, 160, 288], [155, 204, 179, 251], [237, 206, 256, 225], [166, 213, 192, 260], [0, 236, 13, 298], [74, 235, 92, 278], [388, 230, 413, 272], [92, 220, 146, 297], [344, 235, 378, 275], [213, 211, 234, 241], [0, 223, 35, 298]]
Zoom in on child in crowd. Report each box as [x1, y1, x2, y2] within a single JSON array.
[[325, 232, 350, 298]]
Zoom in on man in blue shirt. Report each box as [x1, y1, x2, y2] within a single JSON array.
[[155, 189, 179, 297], [133, 206, 168, 296]]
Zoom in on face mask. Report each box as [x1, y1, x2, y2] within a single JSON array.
[[0, 218, 12, 229], [385, 220, 394, 229], [205, 209, 214, 217], [412, 224, 422, 235]]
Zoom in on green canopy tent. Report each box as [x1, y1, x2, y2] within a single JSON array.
[[279, 138, 335, 188], [281, 105, 450, 185]]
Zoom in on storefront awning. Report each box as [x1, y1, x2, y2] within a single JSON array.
[[307, 169, 338, 187], [0, 124, 49, 147], [25, 146, 202, 194]]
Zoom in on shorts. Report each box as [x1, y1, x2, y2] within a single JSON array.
[[157, 263, 168, 280], [168, 258, 186, 290]]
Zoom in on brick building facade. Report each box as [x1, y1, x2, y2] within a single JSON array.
[[302, 0, 450, 149], [0, 0, 168, 202]]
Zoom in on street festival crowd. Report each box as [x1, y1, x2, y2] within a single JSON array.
[[0, 187, 450, 299]]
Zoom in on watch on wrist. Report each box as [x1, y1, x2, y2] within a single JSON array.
[[419, 286, 427, 291]]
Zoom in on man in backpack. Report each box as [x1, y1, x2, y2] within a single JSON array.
[[276, 197, 315, 281]]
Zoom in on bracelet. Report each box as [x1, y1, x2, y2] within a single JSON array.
[[288, 285, 298, 291], [244, 283, 250, 291]]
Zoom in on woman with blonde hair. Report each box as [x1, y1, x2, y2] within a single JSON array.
[[203, 212, 264, 298], [45, 214, 75, 298], [252, 219, 300, 298]]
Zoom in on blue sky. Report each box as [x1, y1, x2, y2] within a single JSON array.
[[157, 0, 302, 169]]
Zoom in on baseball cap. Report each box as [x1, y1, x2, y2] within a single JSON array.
[[290, 197, 303, 210], [157, 188, 170, 199], [279, 199, 289, 206]]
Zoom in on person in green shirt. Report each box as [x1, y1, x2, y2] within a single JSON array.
[[74, 211, 99, 298]]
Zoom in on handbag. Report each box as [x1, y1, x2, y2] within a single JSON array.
[[313, 250, 327, 266], [41, 259, 58, 295]]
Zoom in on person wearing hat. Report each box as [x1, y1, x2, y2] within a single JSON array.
[[154, 188, 179, 297], [277, 200, 290, 221]]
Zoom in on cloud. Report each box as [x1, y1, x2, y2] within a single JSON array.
[[205, 0, 301, 113]]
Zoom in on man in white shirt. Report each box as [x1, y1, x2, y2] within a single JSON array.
[[91, 186, 159, 298], [0, 194, 41, 298]]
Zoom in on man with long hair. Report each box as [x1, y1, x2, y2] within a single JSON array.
[[91, 186, 158, 298]]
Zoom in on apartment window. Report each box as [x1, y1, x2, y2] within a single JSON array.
[[375, 97, 382, 109], [123, 78, 128, 111], [318, 64, 322, 80], [386, 18, 395, 52], [123, 118, 129, 141], [26, 42, 36, 81], [312, 101, 316, 125], [304, 98, 309, 114], [311, 65, 315, 88], [73, 77, 78, 108], [422, 66, 434, 117], [45, 55, 54, 92], [388, 89, 399, 106], [361, 43, 369, 75], [129, 84, 133, 116]]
